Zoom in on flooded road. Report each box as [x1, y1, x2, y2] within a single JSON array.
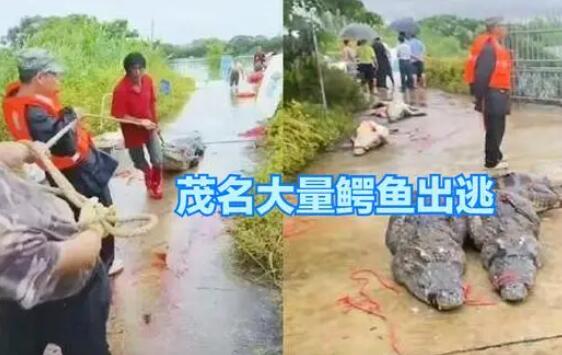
[[106, 80, 281, 355], [283, 90, 562, 355]]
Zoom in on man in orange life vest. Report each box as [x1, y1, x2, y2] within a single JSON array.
[[464, 17, 512, 170], [2, 48, 124, 276]]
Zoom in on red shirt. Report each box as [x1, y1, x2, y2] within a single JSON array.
[[111, 74, 157, 148]]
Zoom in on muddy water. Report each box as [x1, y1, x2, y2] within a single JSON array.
[[107, 81, 280, 355], [284, 91, 562, 355]]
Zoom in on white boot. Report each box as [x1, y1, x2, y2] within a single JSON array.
[[108, 257, 124, 277], [487, 161, 509, 170]]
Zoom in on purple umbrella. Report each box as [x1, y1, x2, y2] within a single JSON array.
[[389, 17, 420, 37], [340, 23, 379, 42]]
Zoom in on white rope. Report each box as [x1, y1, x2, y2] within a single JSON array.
[[23, 141, 158, 238]]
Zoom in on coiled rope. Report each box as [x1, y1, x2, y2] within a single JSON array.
[[22, 141, 158, 238]]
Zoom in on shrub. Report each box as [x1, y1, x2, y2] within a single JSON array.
[[284, 57, 368, 112], [425, 57, 469, 95], [231, 101, 354, 287]]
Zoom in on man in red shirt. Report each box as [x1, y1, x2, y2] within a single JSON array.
[[111, 52, 163, 199]]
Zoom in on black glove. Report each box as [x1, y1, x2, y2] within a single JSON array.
[[58, 106, 78, 123]]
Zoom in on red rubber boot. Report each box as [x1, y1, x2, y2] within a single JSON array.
[[143, 168, 152, 191], [150, 167, 163, 200]]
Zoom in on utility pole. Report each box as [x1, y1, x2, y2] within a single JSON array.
[[300, 2, 328, 112], [298, 0, 328, 112], [311, 20, 328, 112]]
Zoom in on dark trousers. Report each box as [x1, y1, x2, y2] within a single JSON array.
[[357, 63, 375, 94], [399, 59, 414, 92], [480, 89, 510, 168], [46, 173, 115, 269], [0, 263, 111, 355], [376, 71, 394, 89], [484, 113, 506, 167], [230, 71, 240, 87]]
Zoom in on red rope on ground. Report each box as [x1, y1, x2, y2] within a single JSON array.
[[337, 295, 386, 321], [462, 283, 497, 306], [282, 219, 313, 238], [389, 323, 402, 355], [491, 271, 521, 289], [338, 268, 403, 354], [238, 126, 266, 138], [351, 269, 402, 295]]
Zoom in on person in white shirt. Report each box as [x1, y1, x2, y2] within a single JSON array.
[[396, 33, 414, 93]]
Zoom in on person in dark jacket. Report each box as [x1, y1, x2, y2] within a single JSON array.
[[372, 37, 394, 91], [467, 17, 512, 170], [2, 48, 124, 276]]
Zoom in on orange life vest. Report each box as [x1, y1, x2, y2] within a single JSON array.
[[2, 82, 92, 171], [463, 34, 512, 90]]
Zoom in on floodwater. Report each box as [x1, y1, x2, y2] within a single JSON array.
[[106, 79, 281, 355], [283, 90, 562, 355]]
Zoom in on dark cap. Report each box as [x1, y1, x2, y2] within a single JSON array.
[[485, 16, 505, 30]]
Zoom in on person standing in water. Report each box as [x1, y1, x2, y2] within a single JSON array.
[[229, 61, 245, 93], [254, 46, 266, 72]]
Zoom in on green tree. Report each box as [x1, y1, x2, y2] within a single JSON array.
[[419, 15, 484, 50], [1, 16, 48, 48], [0, 15, 194, 139], [206, 40, 225, 79]]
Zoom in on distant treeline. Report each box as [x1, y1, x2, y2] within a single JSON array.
[[159, 35, 283, 59]]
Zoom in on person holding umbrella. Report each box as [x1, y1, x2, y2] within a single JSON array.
[[396, 32, 414, 96], [390, 18, 421, 101], [339, 24, 379, 93], [356, 39, 377, 96]]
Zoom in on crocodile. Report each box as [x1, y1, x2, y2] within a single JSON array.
[[385, 172, 561, 310]]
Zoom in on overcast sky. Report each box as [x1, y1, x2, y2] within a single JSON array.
[[362, 0, 562, 22], [0, 0, 283, 45]]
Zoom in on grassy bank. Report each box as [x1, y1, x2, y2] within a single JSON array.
[[231, 102, 355, 287], [0, 16, 194, 140], [425, 57, 469, 95]]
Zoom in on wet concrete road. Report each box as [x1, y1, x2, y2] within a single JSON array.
[[283, 90, 562, 355], [107, 81, 281, 355]]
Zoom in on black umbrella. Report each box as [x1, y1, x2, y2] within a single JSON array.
[[389, 17, 420, 37], [340, 23, 379, 42]]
